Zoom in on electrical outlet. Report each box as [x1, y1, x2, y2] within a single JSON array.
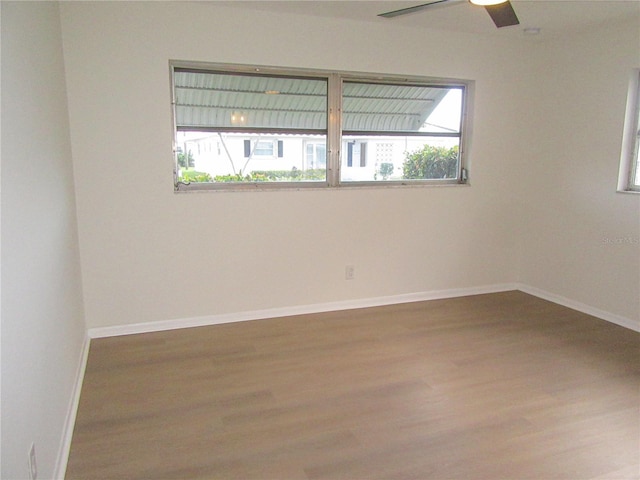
[[28, 443, 37, 480], [345, 265, 355, 280]]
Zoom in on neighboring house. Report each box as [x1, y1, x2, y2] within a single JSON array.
[[178, 132, 457, 180]]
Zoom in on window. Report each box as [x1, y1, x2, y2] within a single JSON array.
[[306, 142, 326, 169], [243, 139, 284, 158], [345, 141, 367, 168], [340, 81, 464, 183], [171, 62, 471, 190], [249, 140, 274, 157], [619, 70, 640, 193]]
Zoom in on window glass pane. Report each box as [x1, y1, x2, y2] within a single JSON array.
[[619, 71, 640, 192], [305, 142, 326, 169], [343, 82, 462, 134], [341, 136, 459, 182], [633, 97, 640, 189], [174, 69, 328, 184], [176, 132, 326, 183], [316, 144, 327, 169], [174, 70, 327, 131], [253, 141, 274, 156], [341, 83, 463, 182]]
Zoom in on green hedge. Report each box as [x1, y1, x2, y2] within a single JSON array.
[[402, 145, 459, 179], [214, 169, 326, 183], [179, 170, 213, 182]]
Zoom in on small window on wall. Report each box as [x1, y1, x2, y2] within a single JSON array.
[[243, 140, 284, 158], [171, 61, 471, 190], [345, 141, 367, 168], [619, 70, 640, 193], [306, 142, 326, 169]]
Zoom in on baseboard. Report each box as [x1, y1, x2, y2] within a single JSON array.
[[54, 334, 91, 479], [88, 283, 519, 339], [88, 282, 639, 339], [517, 283, 640, 333]]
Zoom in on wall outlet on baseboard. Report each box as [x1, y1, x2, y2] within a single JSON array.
[[28, 443, 37, 480]]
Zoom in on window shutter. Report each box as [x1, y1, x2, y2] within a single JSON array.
[[347, 142, 354, 167], [278, 140, 284, 158], [360, 142, 367, 167], [244, 140, 251, 158]]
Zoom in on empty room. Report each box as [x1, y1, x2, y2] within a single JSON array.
[[2, 1, 639, 479]]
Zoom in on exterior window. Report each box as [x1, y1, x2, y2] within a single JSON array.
[[244, 140, 282, 158], [306, 142, 326, 169], [340, 81, 464, 184], [619, 70, 640, 193], [173, 66, 327, 186], [630, 79, 640, 191], [172, 62, 470, 190], [344, 141, 368, 176], [254, 141, 274, 157]]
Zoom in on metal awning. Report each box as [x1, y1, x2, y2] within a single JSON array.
[[174, 69, 452, 133]]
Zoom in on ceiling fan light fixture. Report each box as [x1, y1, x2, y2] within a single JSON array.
[[379, 0, 519, 28], [469, 0, 507, 5]]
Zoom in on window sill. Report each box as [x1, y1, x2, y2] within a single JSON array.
[[174, 182, 471, 193]]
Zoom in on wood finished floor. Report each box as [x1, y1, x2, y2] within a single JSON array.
[[66, 291, 640, 480]]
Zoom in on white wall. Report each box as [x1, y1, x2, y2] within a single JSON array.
[[60, 1, 530, 329], [1, 2, 87, 479], [519, 17, 640, 324], [51, 0, 639, 331]]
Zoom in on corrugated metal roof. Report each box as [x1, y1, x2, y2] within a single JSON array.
[[174, 70, 451, 132]]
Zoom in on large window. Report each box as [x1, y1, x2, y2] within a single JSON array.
[[171, 62, 471, 190], [619, 70, 640, 193]]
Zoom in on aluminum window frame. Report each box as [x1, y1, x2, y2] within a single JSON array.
[[171, 61, 473, 191], [619, 69, 640, 194]]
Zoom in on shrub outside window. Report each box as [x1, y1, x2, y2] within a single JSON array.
[[171, 62, 471, 190]]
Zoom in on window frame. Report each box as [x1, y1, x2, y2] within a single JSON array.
[[170, 61, 473, 191], [619, 69, 640, 193]]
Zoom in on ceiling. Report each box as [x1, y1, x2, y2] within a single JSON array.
[[224, 1, 640, 40]]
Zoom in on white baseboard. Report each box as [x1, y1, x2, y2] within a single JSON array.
[[54, 334, 91, 479], [88, 283, 519, 339], [517, 283, 640, 333], [88, 282, 639, 339]]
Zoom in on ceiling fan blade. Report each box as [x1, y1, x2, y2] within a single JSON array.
[[484, 1, 519, 28], [378, 0, 451, 18]]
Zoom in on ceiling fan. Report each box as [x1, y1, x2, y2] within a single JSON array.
[[379, 0, 520, 29]]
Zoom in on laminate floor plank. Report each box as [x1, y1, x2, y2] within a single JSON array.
[[66, 291, 640, 479]]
